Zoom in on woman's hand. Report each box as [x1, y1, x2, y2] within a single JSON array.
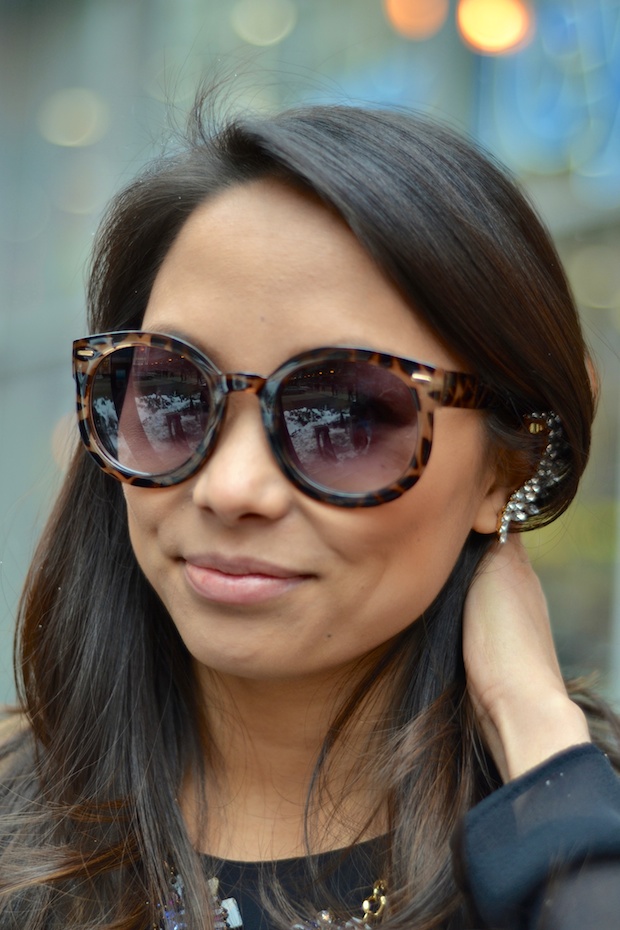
[[463, 536, 591, 782]]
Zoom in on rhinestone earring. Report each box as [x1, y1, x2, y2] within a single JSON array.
[[497, 413, 564, 545]]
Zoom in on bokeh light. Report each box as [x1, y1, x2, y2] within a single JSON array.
[[230, 0, 297, 47], [384, 0, 449, 40], [36, 87, 110, 147], [457, 0, 533, 54]]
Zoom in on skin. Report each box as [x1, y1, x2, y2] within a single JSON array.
[[123, 179, 590, 858], [464, 537, 590, 783]]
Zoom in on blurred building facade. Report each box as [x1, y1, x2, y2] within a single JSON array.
[[1, 0, 619, 704]]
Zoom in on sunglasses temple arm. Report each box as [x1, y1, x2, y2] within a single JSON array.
[[440, 372, 492, 409]]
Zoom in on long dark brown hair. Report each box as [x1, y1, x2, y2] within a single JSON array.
[[1, 101, 617, 930]]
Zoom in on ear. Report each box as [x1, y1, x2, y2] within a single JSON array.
[[471, 445, 525, 536], [471, 476, 513, 536]]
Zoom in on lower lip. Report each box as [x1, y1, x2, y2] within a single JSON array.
[[184, 563, 308, 605]]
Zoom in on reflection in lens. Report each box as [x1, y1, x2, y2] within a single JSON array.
[[281, 361, 419, 492], [91, 346, 213, 474]]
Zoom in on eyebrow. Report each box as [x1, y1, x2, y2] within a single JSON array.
[[143, 325, 226, 368]]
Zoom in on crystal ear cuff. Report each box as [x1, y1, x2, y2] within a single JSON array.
[[497, 413, 564, 545]]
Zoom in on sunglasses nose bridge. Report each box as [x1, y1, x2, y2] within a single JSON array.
[[223, 372, 267, 396], [215, 371, 280, 468]]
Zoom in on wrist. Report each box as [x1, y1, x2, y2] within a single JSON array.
[[490, 691, 591, 782]]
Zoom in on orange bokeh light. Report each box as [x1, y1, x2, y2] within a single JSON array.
[[457, 0, 533, 54], [384, 0, 449, 40]]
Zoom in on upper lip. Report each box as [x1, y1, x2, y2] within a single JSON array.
[[183, 553, 310, 578]]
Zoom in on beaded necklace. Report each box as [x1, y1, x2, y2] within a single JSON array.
[[156, 868, 387, 930]]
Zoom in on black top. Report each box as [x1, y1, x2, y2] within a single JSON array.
[[457, 743, 620, 929], [173, 745, 620, 930], [206, 837, 385, 930]]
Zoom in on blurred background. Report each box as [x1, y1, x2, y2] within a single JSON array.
[[1, 0, 619, 706]]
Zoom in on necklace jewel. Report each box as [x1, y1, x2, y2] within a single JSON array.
[[292, 880, 387, 930], [362, 881, 387, 922], [158, 870, 387, 930]]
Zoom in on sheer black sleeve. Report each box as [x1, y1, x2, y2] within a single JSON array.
[[454, 744, 620, 929]]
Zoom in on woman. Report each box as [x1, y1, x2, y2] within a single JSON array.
[[1, 102, 619, 930]]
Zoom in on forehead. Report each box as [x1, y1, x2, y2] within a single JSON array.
[[143, 178, 463, 373]]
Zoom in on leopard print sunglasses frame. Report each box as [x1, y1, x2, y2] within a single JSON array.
[[72, 331, 492, 508]]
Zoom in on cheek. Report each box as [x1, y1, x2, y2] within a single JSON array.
[[123, 487, 173, 578], [317, 435, 492, 632]]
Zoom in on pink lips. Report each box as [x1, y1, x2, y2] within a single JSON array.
[[183, 555, 310, 606]]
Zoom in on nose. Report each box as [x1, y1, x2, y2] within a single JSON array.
[[190, 391, 294, 525]]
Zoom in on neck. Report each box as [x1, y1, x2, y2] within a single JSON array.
[[183, 664, 388, 861]]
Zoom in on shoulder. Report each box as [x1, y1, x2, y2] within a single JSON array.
[[0, 710, 31, 776], [0, 710, 29, 742], [0, 711, 37, 832]]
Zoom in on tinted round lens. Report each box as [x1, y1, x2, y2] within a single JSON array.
[[90, 345, 213, 474], [280, 360, 419, 493]]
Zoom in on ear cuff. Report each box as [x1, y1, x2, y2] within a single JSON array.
[[497, 413, 564, 544]]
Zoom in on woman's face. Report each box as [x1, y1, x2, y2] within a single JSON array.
[[124, 179, 504, 685]]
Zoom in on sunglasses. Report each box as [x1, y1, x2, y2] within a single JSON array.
[[72, 331, 492, 507]]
